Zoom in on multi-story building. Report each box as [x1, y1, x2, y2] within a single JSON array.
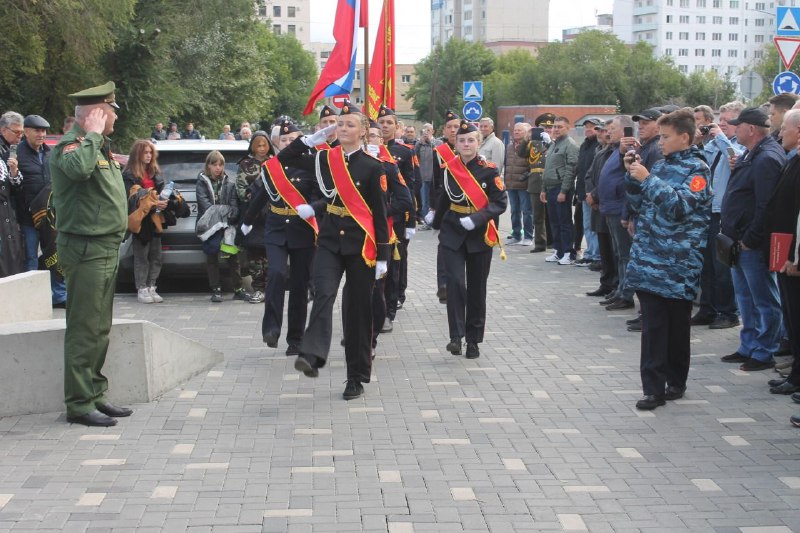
[[612, 0, 787, 76], [255, 0, 311, 46], [431, 0, 549, 55], [562, 14, 614, 43]]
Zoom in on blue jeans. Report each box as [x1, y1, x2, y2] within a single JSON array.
[[420, 181, 431, 216], [507, 189, 532, 240], [731, 249, 782, 362], [545, 187, 574, 258], [582, 200, 599, 260], [22, 224, 67, 305]]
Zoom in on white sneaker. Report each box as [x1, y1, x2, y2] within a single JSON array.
[[137, 288, 155, 304], [507, 238, 521, 245], [149, 286, 163, 303], [545, 253, 560, 262], [558, 255, 575, 265], [521, 238, 533, 246]]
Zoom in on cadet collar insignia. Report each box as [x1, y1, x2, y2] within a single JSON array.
[[481, 182, 487, 188], [380, 174, 388, 192], [689, 175, 707, 192], [495, 176, 504, 191]]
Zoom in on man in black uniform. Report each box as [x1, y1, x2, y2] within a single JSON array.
[[426, 110, 462, 303], [317, 105, 339, 148], [241, 119, 324, 356], [431, 121, 507, 359], [376, 105, 416, 326], [278, 101, 390, 400]]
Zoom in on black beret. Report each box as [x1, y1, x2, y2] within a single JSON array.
[[457, 120, 478, 134]]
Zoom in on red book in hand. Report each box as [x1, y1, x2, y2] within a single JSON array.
[[770, 233, 793, 272]]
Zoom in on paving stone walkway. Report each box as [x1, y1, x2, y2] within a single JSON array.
[[1, 220, 799, 532]]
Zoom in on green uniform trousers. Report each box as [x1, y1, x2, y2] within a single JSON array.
[[58, 232, 121, 417]]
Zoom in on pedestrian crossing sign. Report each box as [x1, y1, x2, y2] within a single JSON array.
[[777, 7, 800, 37], [463, 81, 483, 102]]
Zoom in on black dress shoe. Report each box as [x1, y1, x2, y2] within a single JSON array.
[[721, 352, 749, 363], [342, 380, 364, 400], [776, 339, 792, 357], [599, 296, 618, 306], [770, 381, 800, 394], [263, 333, 279, 348], [465, 342, 479, 359], [294, 354, 320, 378], [529, 247, 546, 253], [793, 392, 800, 404], [606, 299, 634, 311], [709, 316, 740, 329], [664, 386, 685, 401], [96, 402, 133, 417], [588, 261, 603, 271], [627, 322, 642, 332], [52, 301, 67, 309], [626, 316, 642, 326], [768, 377, 787, 387], [791, 414, 800, 427], [380, 319, 393, 333], [636, 395, 665, 410], [437, 286, 447, 304], [396, 301, 404, 310], [690, 312, 715, 326], [586, 287, 612, 297], [740, 358, 775, 371], [285, 344, 300, 356], [67, 410, 117, 427], [446, 338, 462, 355]]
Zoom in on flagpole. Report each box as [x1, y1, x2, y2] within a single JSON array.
[[363, 0, 370, 114]]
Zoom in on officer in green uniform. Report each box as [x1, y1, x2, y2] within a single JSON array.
[[50, 82, 132, 427]]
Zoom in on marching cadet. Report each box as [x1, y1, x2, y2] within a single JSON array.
[[241, 120, 324, 356], [317, 105, 339, 149], [429, 120, 507, 359], [376, 105, 416, 325], [277, 100, 390, 400], [427, 109, 462, 303], [50, 82, 133, 426]]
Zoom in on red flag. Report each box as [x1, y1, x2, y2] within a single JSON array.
[[303, 0, 360, 115], [366, 0, 395, 120], [359, 0, 369, 28]]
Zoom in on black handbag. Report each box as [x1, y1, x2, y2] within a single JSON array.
[[715, 233, 740, 267]]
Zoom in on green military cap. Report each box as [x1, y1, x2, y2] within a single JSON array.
[[68, 81, 119, 109]]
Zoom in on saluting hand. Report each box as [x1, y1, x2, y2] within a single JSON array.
[[84, 108, 108, 135]]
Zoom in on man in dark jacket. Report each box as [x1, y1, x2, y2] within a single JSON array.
[[720, 107, 785, 371], [574, 118, 601, 265], [16, 115, 66, 306], [585, 123, 617, 297]]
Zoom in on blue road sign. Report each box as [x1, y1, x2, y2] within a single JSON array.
[[463, 81, 483, 102], [773, 70, 800, 95], [463, 101, 483, 121], [777, 7, 800, 37]]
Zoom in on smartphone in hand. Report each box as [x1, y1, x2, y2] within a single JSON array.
[[530, 127, 544, 141], [623, 126, 634, 138]]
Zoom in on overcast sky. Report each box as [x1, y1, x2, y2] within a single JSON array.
[[309, 0, 615, 63]]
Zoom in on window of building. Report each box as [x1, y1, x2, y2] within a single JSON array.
[[679, 31, 689, 39], [287, 24, 296, 34], [665, 48, 673, 55], [667, 0, 673, 4], [679, 64, 688, 73], [712, 32, 722, 40], [680, 0, 689, 5], [728, 49, 737, 56], [755, 2, 765, 9], [755, 18, 765, 26], [288, 6, 296, 17], [464, 10, 472, 20], [321, 51, 330, 58], [754, 49, 763, 58], [730, 0, 739, 6], [646, 31, 654, 39], [679, 48, 689, 56], [273, 5, 281, 17], [730, 17, 739, 24], [697, 15, 706, 23], [696, 32, 706, 39], [695, 48, 706, 56], [680, 15, 690, 23], [729, 33, 738, 40], [401, 74, 411, 83], [712, 48, 721, 56], [666, 31, 673, 39], [273, 24, 281, 34], [755, 34, 765, 42], [697, 0, 706, 5], [695, 65, 705, 72], [666, 14, 673, 23], [713, 0, 722, 6], [258, 6, 267, 16], [713, 16, 723, 23]]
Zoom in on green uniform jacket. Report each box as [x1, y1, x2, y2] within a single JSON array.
[[50, 126, 127, 241]]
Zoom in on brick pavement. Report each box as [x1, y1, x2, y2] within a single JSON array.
[[1, 219, 799, 532]]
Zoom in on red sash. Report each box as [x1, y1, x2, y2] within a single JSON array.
[[377, 145, 395, 164], [264, 158, 319, 236], [435, 143, 456, 168], [326, 146, 378, 266], [441, 156, 500, 248], [315, 142, 332, 151]]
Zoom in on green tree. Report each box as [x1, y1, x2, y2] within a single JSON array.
[[406, 39, 496, 127]]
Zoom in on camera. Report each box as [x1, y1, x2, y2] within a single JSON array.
[[699, 125, 711, 135]]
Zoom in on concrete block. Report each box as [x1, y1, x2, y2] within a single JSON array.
[[0, 271, 52, 324], [0, 319, 223, 417]]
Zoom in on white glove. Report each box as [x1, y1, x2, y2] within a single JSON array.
[[375, 260, 388, 279], [302, 123, 337, 147], [405, 228, 415, 240], [541, 132, 552, 144], [460, 216, 476, 231], [366, 144, 380, 157], [424, 210, 435, 225], [296, 204, 315, 220], [240, 224, 253, 236]]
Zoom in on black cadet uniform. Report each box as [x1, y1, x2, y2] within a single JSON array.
[[432, 121, 507, 359], [243, 120, 324, 355], [277, 102, 390, 395]]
